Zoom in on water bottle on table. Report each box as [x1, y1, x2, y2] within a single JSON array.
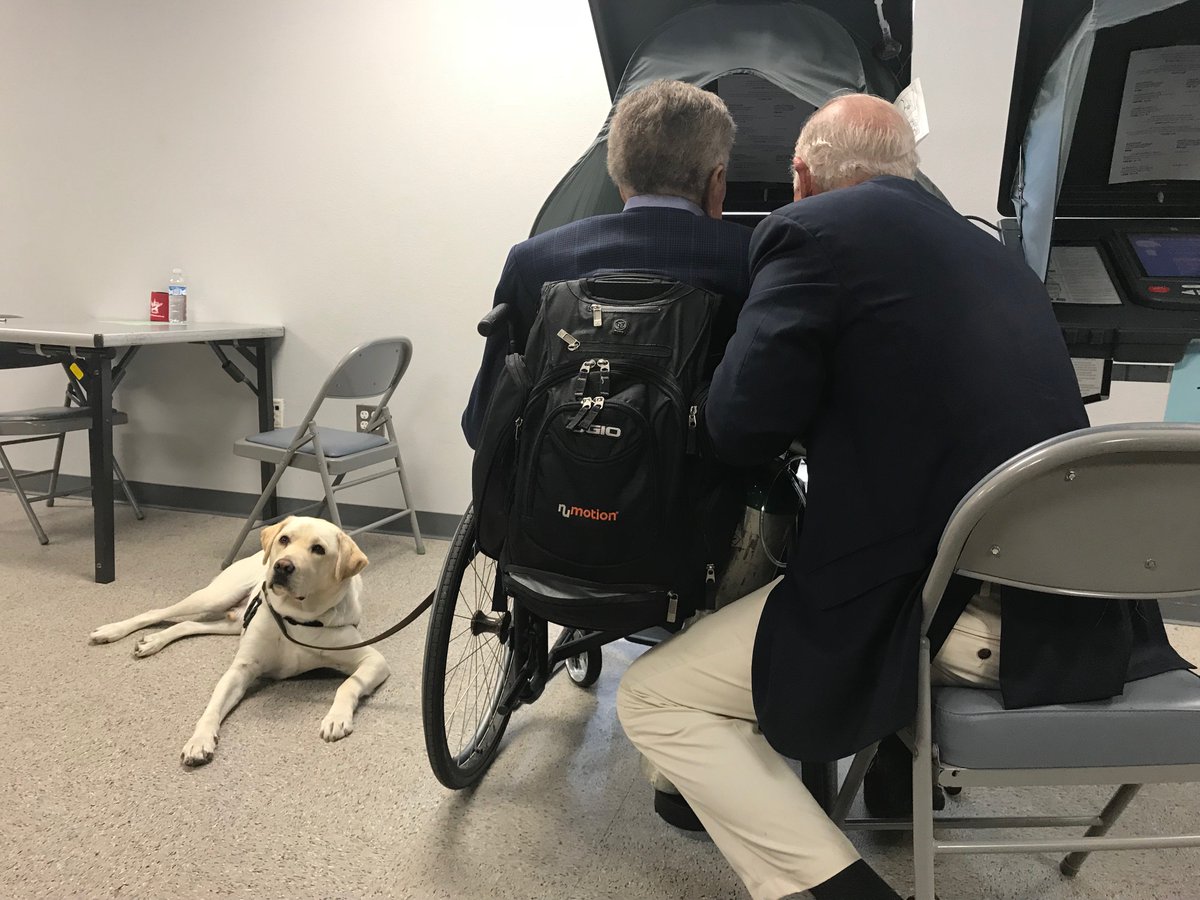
[[168, 268, 188, 322]]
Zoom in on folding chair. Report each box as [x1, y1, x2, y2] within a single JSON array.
[[223, 337, 425, 566], [831, 423, 1200, 900], [0, 375, 144, 546]]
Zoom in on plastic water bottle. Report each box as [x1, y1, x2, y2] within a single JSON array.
[[168, 268, 188, 322]]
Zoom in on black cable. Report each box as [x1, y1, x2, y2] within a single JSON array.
[[965, 215, 1001, 233]]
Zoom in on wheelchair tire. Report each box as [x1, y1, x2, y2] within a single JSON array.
[[422, 504, 516, 790], [563, 631, 602, 688]]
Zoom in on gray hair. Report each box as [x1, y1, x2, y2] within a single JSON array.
[[607, 80, 736, 204], [794, 94, 918, 192]]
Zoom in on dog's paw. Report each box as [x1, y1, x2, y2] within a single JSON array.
[[319, 708, 354, 742], [89, 623, 129, 644], [133, 634, 166, 658], [181, 733, 218, 767]]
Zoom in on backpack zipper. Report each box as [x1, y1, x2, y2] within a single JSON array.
[[588, 302, 667, 327]]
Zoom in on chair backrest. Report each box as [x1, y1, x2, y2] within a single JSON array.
[[291, 337, 413, 435], [321, 338, 413, 400], [922, 423, 1200, 629]]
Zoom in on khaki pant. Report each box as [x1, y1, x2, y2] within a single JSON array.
[[616, 578, 1000, 900]]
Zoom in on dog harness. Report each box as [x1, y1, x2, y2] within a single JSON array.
[[243, 587, 325, 631]]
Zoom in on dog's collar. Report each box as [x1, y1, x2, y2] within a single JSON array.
[[244, 586, 325, 631]]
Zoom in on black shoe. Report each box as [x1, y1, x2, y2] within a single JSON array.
[[863, 735, 945, 818], [809, 860, 902, 899], [653, 789, 707, 832]]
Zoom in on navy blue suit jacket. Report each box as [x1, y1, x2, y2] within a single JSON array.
[[707, 176, 1189, 761], [462, 206, 753, 448]]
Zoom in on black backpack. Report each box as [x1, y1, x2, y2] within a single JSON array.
[[472, 275, 740, 633]]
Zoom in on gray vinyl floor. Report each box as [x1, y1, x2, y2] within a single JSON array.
[[2, 496, 1200, 900]]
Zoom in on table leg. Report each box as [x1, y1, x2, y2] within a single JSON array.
[[801, 760, 838, 814], [86, 352, 116, 583], [253, 338, 279, 520]]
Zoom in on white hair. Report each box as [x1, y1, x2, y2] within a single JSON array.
[[794, 95, 918, 192]]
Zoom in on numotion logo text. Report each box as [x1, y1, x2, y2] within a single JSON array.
[[558, 504, 620, 522]]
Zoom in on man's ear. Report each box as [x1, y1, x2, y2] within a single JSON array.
[[792, 156, 814, 201], [703, 163, 727, 219], [260, 516, 293, 555], [335, 531, 369, 581]]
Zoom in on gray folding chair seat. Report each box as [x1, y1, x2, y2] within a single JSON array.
[[1, 406, 129, 432], [239, 425, 391, 465], [935, 670, 1200, 771], [223, 337, 424, 566], [0, 406, 143, 545], [831, 423, 1200, 899]]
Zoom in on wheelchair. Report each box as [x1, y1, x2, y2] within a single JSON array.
[[421, 301, 647, 789], [421, 498, 630, 789], [420, 301, 807, 793]]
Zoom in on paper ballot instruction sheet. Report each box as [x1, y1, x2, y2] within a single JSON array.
[[1046, 246, 1123, 305], [719, 75, 809, 183], [1072, 358, 1108, 400], [894, 78, 930, 144], [1109, 45, 1200, 184]]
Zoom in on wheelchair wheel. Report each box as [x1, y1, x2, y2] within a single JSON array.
[[422, 504, 516, 789], [562, 628, 602, 688]]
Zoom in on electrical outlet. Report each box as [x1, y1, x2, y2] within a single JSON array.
[[272, 398, 285, 429], [356, 405, 373, 433]]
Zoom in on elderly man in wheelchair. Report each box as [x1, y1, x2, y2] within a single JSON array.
[[424, 79, 755, 790]]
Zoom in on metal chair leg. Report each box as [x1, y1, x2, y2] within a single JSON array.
[[912, 638, 937, 900], [223, 456, 292, 567], [831, 743, 879, 825], [394, 448, 425, 554], [0, 444, 49, 545], [310, 433, 342, 529], [1060, 784, 1142, 877], [46, 433, 66, 507], [112, 458, 144, 521], [316, 473, 345, 519]]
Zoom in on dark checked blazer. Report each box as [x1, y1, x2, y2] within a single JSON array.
[[705, 175, 1191, 762], [462, 206, 753, 448]]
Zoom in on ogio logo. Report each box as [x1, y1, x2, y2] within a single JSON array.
[[558, 503, 619, 522], [584, 424, 622, 439]]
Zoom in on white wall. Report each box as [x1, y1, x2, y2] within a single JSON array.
[[912, 0, 1022, 220], [0, 0, 609, 514], [0, 0, 1166, 518]]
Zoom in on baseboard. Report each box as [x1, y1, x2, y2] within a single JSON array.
[[1162, 599, 1200, 627], [2, 471, 462, 540]]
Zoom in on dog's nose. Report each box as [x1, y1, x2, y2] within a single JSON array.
[[273, 559, 295, 577]]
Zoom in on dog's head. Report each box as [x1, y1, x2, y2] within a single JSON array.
[[259, 516, 368, 614]]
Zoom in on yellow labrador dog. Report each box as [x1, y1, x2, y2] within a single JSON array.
[[89, 516, 390, 767]]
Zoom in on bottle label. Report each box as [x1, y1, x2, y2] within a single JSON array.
[[168, 285, 187, 295]]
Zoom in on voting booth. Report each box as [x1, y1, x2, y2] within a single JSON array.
[[998, 0, 1200, 400], [533, 0, 941, 235]]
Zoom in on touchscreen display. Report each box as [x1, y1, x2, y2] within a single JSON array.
[[1128, 234, 1200, 278]]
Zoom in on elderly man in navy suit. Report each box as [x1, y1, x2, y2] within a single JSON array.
[[617, 94, 1189, 900], [462, 79, 753, 448]]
